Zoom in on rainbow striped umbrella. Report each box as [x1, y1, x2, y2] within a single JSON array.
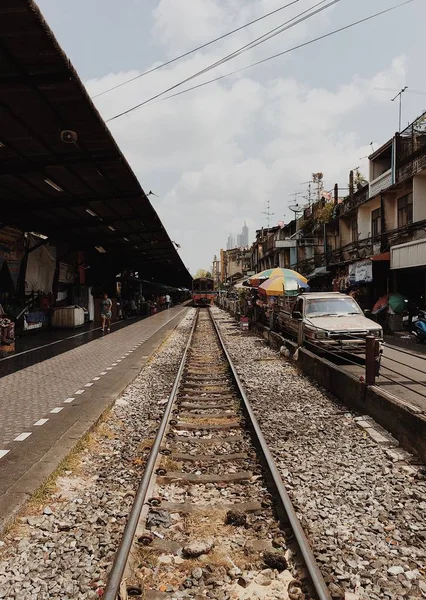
[[247, 268, 308, 287], [258, 274, 309, 296]]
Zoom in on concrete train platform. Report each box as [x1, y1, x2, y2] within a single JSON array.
[[0, 305, 190, 530], [0, 314, 153, 378]]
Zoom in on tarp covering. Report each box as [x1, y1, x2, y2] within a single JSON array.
[[25, 238, 56, 294], [307, 266, 330, 280]]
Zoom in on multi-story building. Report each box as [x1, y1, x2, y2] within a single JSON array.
[[226, 233, 235, 250], [220, 247, 252, 284], [248, 112, 426, 318], [295, 111, 426, 316]]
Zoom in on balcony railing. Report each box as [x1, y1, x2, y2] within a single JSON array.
[[335, 187, 368, 218], [398, 147, 426, 182], [316, 219, 426, 267], [369, 168, 392, 197]]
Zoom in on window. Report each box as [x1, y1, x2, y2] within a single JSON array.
[[351, 218, 358, 242], [371, 207, 382, 237], [306, 298, 361, 316], [398, 193, 413, 228]]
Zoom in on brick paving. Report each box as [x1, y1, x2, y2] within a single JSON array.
[[0, 307, 187, 447]]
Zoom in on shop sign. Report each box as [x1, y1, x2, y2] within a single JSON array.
[[349, 260, 372, 284]]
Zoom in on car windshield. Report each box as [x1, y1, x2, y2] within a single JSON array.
[[306, 297, 362, 317]]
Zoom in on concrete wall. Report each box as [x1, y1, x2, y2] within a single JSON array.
[[339, 217, 352, 246], [358, 196, 381, 239], [383, 190, 398, 230], [413, 174, 426, 222]]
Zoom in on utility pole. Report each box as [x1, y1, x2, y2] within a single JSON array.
[[288, 202, 304, 269], [391, 86, 408, 132], [262, 200, 275, 229]]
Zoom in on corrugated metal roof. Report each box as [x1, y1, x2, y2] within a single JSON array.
[[0, 0, 191, 288]]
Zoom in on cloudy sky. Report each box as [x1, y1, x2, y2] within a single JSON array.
[[37, 0, 426, 274]]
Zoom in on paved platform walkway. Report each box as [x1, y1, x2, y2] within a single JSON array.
[[0, 315, 148, 378], [0, 305, 189, 529]]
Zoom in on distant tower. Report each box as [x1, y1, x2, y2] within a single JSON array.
[[242, 220, 249, 247], [227, 233, 235, 250], [237, 234, 242, 248]]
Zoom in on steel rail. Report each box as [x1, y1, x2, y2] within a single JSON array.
[[209, 308, 332, 600], [103, 308, 199, 600]]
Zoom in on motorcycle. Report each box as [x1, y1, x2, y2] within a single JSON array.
[[413, 310, 426, 344]]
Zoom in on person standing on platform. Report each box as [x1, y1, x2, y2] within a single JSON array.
[[101, 293, 112, 332], [165, 293, 171, 309]]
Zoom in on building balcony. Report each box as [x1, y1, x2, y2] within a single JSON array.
[[263, 237, 316, 254], [339, 187, 369, 216], [398, 147, 426, 183], [275, 239, 297, 248], [369, 168, 393, 197]]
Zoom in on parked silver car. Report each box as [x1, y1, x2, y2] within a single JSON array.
[[278, 292, 383, 351]]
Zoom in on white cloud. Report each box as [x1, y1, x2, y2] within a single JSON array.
[[84, 0, 421, 273]]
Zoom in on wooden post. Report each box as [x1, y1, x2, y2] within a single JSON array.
[[334, 183, 338, 205], [365, 335, 376, 385], [297, 320, 304, 347]]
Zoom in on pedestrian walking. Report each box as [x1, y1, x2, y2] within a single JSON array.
[[100, 293, 112, 332], [165, 293, 171, 309]]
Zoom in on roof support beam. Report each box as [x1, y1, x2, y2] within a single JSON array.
[[0, 153, 122, 175], [0, 194, 150, 215]]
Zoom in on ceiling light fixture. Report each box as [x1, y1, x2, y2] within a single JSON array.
[[86, 208, 97, 217], [123, 237, 130, 242], [95, 245, 106, 253], [44, 178, 63, 192], [108, 225, 116, 231]]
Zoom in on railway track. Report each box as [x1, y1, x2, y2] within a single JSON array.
[[104, 308, 331, 600]]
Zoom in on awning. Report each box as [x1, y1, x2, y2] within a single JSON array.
[[307, 267, 330, 280], [391, 239, 426, 270]]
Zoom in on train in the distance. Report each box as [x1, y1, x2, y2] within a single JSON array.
[[192, 277, 216, 307]]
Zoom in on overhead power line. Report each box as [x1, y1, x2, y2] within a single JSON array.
[[106, 0, 339, 122], [155, 0, 416, 106], [92, 0, 302, 99]]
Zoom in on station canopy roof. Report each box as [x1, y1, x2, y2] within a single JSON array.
[[0, 0, 191, 289]]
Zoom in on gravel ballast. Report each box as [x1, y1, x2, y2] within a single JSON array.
[[0, 311, 195, 600], [212, 307, 426, 600]]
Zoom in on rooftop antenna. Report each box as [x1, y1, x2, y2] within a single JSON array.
[[288, 191, 302, 203], [301, 179, 314, 206], [288, 202, 304, 235], [359, 141, 376, 160], [288, 202, 303, 216], [391, 86, 408, 132], [262, 200, 275, 229]]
